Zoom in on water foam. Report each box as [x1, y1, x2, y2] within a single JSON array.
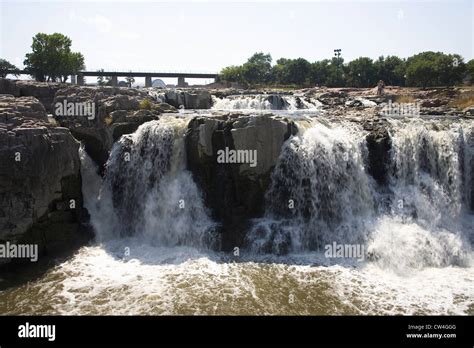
[[211, 94, 321, 111]]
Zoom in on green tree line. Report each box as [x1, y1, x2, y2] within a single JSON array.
[[219, 52, 474, 88]]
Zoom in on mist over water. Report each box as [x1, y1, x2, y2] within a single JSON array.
[[0, 114, 472, 315]]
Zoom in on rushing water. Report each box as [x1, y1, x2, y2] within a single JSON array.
[[0, 114, 473, 315], [211, 94, 321, 111]]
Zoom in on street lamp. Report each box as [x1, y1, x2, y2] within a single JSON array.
[[334, 49, 342, 85]]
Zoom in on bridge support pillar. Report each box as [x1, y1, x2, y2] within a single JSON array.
[[77, 74, 84, 86], [177, 76, 186, 87], [111, 76, 118, 87], [145, 76, 152, 88]]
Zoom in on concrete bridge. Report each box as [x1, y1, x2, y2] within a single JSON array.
[[3, 70, 218, 87]]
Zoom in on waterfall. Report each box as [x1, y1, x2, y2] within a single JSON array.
[[211, 94, 321, 111], [367, 119, 474, 272], [246, 119, 473, 272], [83, 117, 217, 248], [246, 121, 376, 254]]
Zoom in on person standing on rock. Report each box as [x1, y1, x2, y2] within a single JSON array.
[[377, 80, 385, 96]]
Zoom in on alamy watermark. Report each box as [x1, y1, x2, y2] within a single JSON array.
[[18, 322, 55, 341], [55, 99, 95, 120], [0, 242, 38, 262], [324, 242, 365, 262], [380, 100, 421, 118], [217, 147, 257, 168]]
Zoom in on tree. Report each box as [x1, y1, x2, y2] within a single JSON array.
[[219, 50, 467, 88], [0, 58, 19, 78], [405, 51, 465, 87], [435, 54, 465, 86], [219, 65, 245, 84], [405, 52, 439, 87], [467, 59, 474, 84], [125, 76, 135, 87], [272, 58, 311, 85], [241, 52, 272, 85], [345, 57, 377, 87], [374, 55, 406, 86], [325, 57, 346, 87], [24, 33, 85, 82], [309, 59, 331, 86]]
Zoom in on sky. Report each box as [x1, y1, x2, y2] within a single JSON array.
[[1, 0, 473, 85]]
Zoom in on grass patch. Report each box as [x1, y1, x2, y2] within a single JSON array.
[[450, 92, 474, 110], [139, 99, 152, 110], [395, 95, 417, 103]]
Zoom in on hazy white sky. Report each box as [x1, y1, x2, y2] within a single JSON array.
[[1, 0, 472, 84]]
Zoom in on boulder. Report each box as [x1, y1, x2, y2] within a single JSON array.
[[186, 114, 297, 250], [0, 79, 20, 97], [463, 106, 474, 116], [363, 120, 392, 186], [164, 89, 212, 109]]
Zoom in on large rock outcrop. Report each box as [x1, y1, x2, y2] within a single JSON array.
[[0, 95, 90, 266], [363, 120, 392, 186], [0, 79, 67, 113], [53, 86, 174, 171], [186, 114, 297, 249], [163, 89, 212, 109]]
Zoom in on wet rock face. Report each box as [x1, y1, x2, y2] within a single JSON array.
[[186, 114, 297, 250], [364, 120, 392, 186], [0, 95, 90, 266]]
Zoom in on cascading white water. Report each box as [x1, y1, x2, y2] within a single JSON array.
[[211, 94, 321, 111], [247, 118, 474, 274], [366, 119, 474, 272], [3, 115, 473, 315], [246, 121, 375, 254], [88, 117, 217, 248]]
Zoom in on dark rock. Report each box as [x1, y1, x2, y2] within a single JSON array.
[[0, 96, 91, 266], [52, 86, 162, 171], [364, 120, 392, 186], [186, 114, 297, 251], [164, 89, 212, 109], [421, 98, 448, 108]]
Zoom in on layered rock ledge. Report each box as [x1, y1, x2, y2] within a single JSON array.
[[0, 95, 91, 266]]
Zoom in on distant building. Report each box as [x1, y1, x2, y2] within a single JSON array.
[[152, 79, 166, 88]]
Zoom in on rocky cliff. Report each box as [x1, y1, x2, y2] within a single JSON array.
[[186, 114, 298, 249], [53, 86, 175, 171], [0, 79, 67, 113], [0, 95, 90, 266]]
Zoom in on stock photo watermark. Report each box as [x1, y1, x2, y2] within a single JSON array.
[[55, 99, 96, 120], [0, 242, 38, 262], [380, 100, 421, 118], [217, 147, 258, 167], [324, 242, 365, 262]]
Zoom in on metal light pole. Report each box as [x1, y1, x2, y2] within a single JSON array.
[[334, 49, 342, 86]]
